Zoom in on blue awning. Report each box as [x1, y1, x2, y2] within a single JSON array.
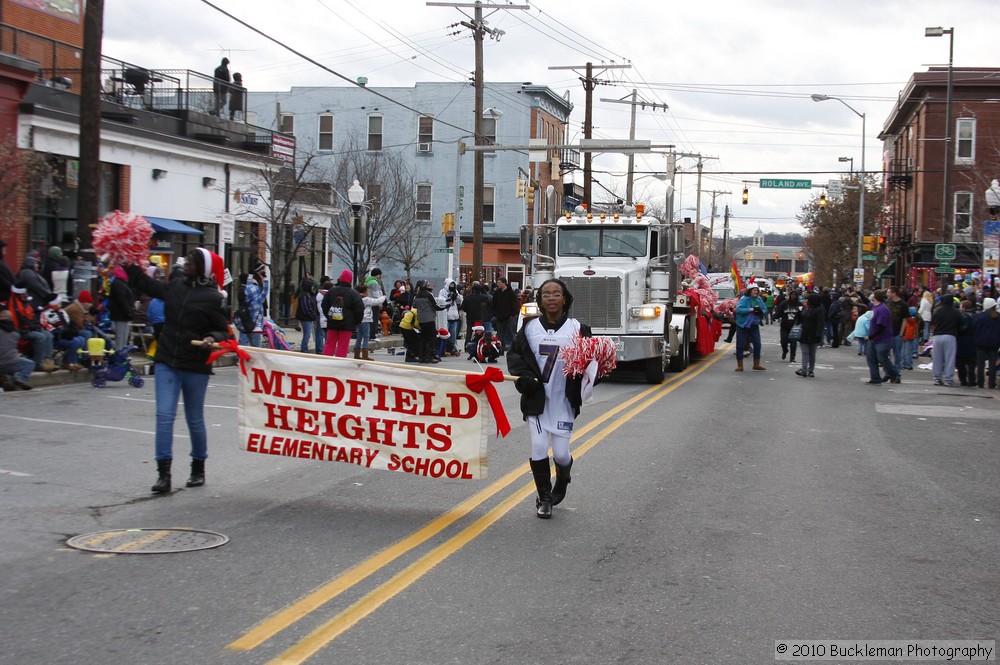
[[146, 216, 203, 235]]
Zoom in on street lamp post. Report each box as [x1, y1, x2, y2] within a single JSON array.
[[347, 179, 365, 284], [811, 94, 865, 281], [838, 156, 854, 175], [926, 26, 955, 244]]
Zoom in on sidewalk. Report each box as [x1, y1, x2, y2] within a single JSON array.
[[21, 333, 407, 389]]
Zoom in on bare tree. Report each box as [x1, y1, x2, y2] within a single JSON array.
[[799, 174, 883, 286], [231, 151, 331, 316], [327, 135, 431, 279]]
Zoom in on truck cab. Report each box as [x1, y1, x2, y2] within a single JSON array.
[[520, 207, 696, 383]]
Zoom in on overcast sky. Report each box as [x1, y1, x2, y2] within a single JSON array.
[[104, 0, 997, 238]]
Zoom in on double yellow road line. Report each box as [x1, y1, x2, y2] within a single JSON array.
[[228, 348, 725, 664]]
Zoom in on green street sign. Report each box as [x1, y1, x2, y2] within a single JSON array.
[[934, 243, 957, 260], [434, 248, 453, 253], [758, 179, 812, 189], [862, 254, 878, 261], [934, 266, 955, 274]]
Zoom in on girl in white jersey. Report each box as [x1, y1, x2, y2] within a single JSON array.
[[506, 279, 591, 519]]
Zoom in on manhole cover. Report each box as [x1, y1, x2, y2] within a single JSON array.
[[66, 528, 229, 554]]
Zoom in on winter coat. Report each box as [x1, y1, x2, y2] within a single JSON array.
[[506, 315, 590, 419], [412, 288, 444, 324], [108, 276, 135, 322], [437, 279, 463, 321], [461, 288, 491, 326], [798, 295, 826, 344], [491, 285, 519, 321], [126, 266, 231, 374], [970, 310, 1000, 350], [321, 281, 365, 330]]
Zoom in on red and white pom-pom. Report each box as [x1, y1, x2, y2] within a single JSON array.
[[92, 210, 153, 267], [679, 254, 702, 279], [714, 297, 738, 317], [559, 333, 618, 378]]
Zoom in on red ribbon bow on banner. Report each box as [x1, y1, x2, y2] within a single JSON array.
[[205, 339, 251, 376], [465, 366, 511, 438]]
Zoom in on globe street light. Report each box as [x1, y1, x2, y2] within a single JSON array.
[[926, 26, 955, 244], [812, 94, 866, 281], [347, 179, 365, 283]]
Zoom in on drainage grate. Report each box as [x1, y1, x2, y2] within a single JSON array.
[[66, 528, 229, 554]]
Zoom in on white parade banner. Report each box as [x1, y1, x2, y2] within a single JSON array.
[[233, 347, 509, 481]]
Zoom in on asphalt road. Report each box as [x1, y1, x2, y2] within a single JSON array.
[[1, 327, 997, 664]]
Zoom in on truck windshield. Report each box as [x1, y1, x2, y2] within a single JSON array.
[[558, 228, 647, 258]]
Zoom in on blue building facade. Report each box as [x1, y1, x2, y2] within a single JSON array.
[[246, 82, 573, 288]]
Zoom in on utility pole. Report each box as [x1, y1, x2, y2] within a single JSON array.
[[77, 0, 104, 251], [429, 1, 528, 282], [550, 62, 631, 209], [599, 92, 668, 205], [722, 204, 731, 266], [704, 190, 730, 266]]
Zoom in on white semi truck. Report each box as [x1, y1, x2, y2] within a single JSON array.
[[519, 204, 701, 384]]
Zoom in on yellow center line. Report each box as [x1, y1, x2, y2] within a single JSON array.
[[264, 349, 726, 664]]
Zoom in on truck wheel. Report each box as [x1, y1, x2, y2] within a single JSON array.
[[643, 356, 665, 384], [667, 328, 690, 372]]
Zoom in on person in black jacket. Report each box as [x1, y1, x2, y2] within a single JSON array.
[[127, 248, 232, 494], [795, 292, 826, 378], [491, 277, 519, 352], [320, 269, 364, 358], [506, 278, 590, 519], [461, 281, 491, 341]]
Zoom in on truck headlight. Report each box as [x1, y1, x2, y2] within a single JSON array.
[[629, 305, 661, 319], [521, 302, 539, 317]]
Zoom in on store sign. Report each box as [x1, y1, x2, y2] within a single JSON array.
[[220, 212, 235, 244]]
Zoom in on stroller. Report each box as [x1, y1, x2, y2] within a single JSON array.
[[86, 337, 145, 389]]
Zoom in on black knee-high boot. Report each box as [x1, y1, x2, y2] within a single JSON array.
[[151, 459, 171, 494], [551, 457, 572, 506], [529, 458, 552, 519], [186, 459, 205, 487]]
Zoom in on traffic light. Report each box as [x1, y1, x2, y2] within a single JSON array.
[[441, 213, 454, 235], [515, 178, 526, 199], [742, 187, 749, 205], [862, 235, 876, 252], [878, 235, 886, 249], [526, 185, 535, 207], [818, 193, 827, 208]]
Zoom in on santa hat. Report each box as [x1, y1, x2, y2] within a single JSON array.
[[339, 269, 353, 284], [437, 327, 450, 339], [10, 282, 26, 295], [197, 248, 225, 288], [471, 321, 485, 332], [77, 290, 93, 304], [47, 294, 62, 307]]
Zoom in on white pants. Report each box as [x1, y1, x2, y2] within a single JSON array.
[[528, 416, 572, 466]]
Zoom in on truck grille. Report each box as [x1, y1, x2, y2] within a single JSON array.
[[562, 276, 623, 329]]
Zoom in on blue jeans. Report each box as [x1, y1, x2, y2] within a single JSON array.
[[353, 321, 371, 350], [25, 330, 53, 369], [866, 340, 896, 382], [55, 335, 86, 364], [239, 331, 262, 347], [446, 318, 461, 353], [153, 363, 210, 461], [299, 319, 315, 353], [736, 324, 762, 360], [0, 357, 35, 383], [495, 317, 516, 351], [314, 325, 325, 354], [891, 335, 904, 375]]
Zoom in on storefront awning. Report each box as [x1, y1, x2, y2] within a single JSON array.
[[877, 260, 896, 279], [146, 216, 203, 235]]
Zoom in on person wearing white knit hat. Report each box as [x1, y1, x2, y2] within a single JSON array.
[[126, 248, 232, 494]]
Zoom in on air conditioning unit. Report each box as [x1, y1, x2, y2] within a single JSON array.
[[418, 142, 432, 153]]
